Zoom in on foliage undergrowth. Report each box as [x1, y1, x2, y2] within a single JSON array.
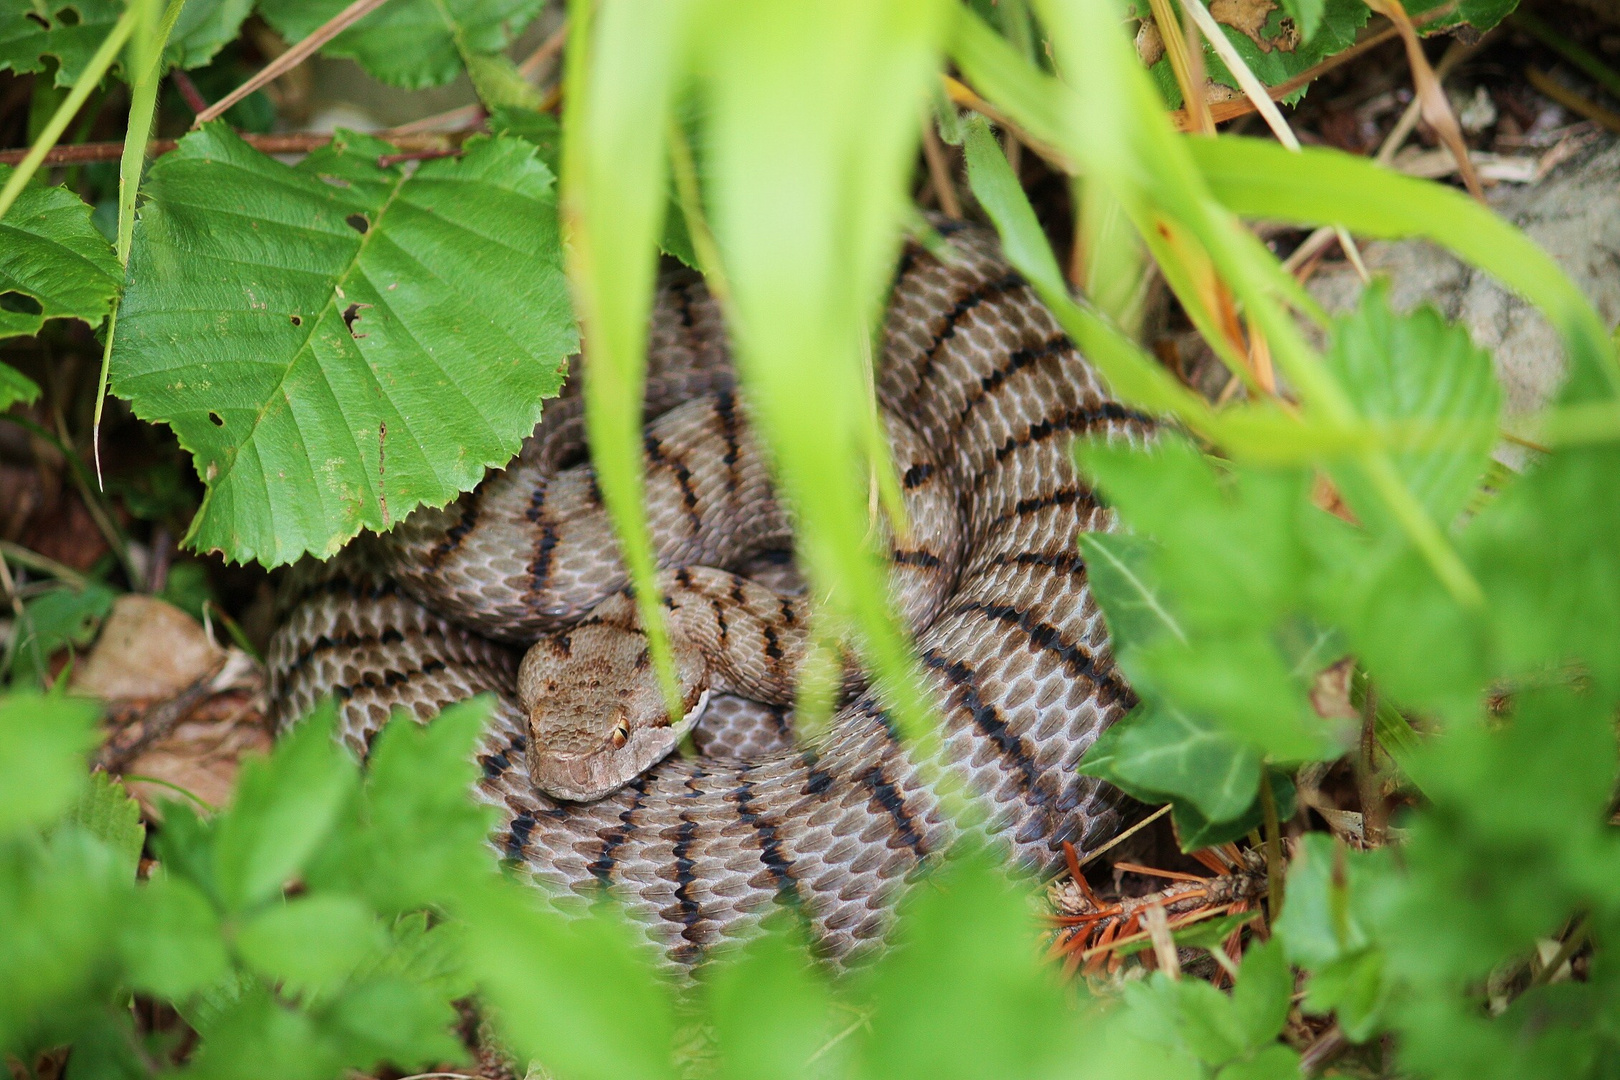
[[4, 0, 1620, 1075]]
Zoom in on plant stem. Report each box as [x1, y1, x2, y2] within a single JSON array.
[[1259, 770, 1285, 924], [1358, 678, 1387, 846], [1530, 916, 1590, 988], [0, 4, 140, 221]]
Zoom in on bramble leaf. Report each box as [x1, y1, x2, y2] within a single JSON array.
[[63, 772, 143, 880], [0, 0, 120, 85], [112, 125, 575, 567], [120, 874, 230, 999], [0, 167, 121, 342]]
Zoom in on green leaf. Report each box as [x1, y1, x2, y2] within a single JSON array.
[[460, 878, 680, 1080], [211, 702, 356, 910], [164, 0, 256, 69], [235, 894, 384, 993], [1217, 1044, 1304, 1080], [112, 125, 575, 566], [1228, 941, 1292, 1051], [0, 0, 122, 85], [1324, 285, 1501, 529], [0, 691, 100, 835], [1276, 834, 1391, 1040], [120, 873, 231, 999], [1082, 702, 1260, 823], [259, 0, 543, 89], [854, 847, 1076, 1080], [0, 361, 40, 410], [305, 699, 495, 914], [708, 922, 838, 1080], [1168, 773, 1294, 850], [0, 166, 120, 342], [1277, 0, 1326, 42], [317, 975, 465, 1070], [1198, 0, 1368, 103], [1080, 535, 1189, 654], [489, 105, 561, 172], [63, 772, 143, 880], [8, 581, 116, 683]]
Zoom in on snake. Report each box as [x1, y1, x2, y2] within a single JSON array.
[[267, 223, 1155, 968]]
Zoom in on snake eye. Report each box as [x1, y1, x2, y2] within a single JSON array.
[[609, 723, 629, 750]]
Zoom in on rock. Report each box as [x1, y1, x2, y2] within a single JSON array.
[[73, 595, 226, 701], [1308, 135, 1620, 420]]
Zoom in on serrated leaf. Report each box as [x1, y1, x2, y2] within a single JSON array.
[[121, 873, 230, 999], [112, 125, 575, 566], [0, 166, 121, 342], [236, 894, 384, 992], [318, 976, 465, 1070], [461, 877, 680, 1080], [1, 361, 40, 410], [8, 581, 116, 683], [211, 702, 356, 910], [855, 847, 1076, 1080], [0, 0, 121, 85], [1325, 286, 1501, 530], [0, 691, 100, 835], [165, 0, 255, 69], [259, 0, 543, 89], [708, 921, 837, 1080], [64, 772, 143, 879]]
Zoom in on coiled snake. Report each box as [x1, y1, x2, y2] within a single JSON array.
[[267, 224, 1154, 967]]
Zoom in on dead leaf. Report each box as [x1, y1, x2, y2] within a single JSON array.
[[73, 595, 226, 701], [1209, 0, 1296, 52], [122, 693, 271, 813], [1310, 657, 1359, 720]]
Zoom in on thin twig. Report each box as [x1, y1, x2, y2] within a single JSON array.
[[1368, 0, 1485, 199], [1167, 27, 1400, 130], [1078, 803, 1173, 868], [0, 130, 453, 166], [516, 18, 569, 80], [384, 103, 485, 136], [1529, 916, 1589, 988], [171, 69, 210, 115], [195, 0, 398, 126], [920, 114, 962, 218], [1259, 770, 1285, 924], [1143, 903, 1181, 978], [0, 541, 92, 590]]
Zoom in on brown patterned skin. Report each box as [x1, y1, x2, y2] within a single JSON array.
[[267, 224, 1154, 968]]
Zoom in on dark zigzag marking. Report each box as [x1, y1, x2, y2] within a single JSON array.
[[729, 774, 803, 905], [427, 497, 480, 567], [948, 600, 1133, 707], [956, 335, 1072, 423], [967, 404, 1154, 493], [908, 271, 1025, 401], [589, 772, 653, 886], [645, 432, 703, 533], [891, 548, 943, 569], [331, 658, 447, 699], [856, 759, 928, 861], [920, 648, 1046, 802], [985, 550, 1089, 579], [666, 766, 709, 964]]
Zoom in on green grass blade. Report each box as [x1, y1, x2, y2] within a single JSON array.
[[561, 0, 695, 715]]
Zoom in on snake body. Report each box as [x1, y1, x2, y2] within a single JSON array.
[[268, 224, 1153, 967]]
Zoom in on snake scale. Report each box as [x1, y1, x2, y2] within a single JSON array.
[[267, 223, 1155, 968]]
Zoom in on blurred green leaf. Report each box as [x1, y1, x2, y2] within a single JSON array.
[[1324, 286, 1501, 529], [461, 877, 680, 1080], [0, 691, 100, 836], [259, 0, 543, 89], [306, 697, 495, 914], [1082, 702, 1260, 823], [0, 0, 122, 84], [211, 702, 355, 911], [708, 922, 838, 1080], [121, 873, 231, 999], [1194, 0, 1367, 104], [235, 894, 384, 993], [854, 847, 1076, 1079], [63, 771, 143, 880], [317, 975, 465, 1070], [0, 360, 40, 410], [8, 581, 116, 684], [0, 166, 120, 342], [1080, 534, 1189, 652], [112, 125, 575, 567], [163, 0, 254, 69]]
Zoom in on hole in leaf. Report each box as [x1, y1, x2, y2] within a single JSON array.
[[0, 291, 43, 316], [290, 314, 302, 326], [55, 7, 79, 25], [341, 302, 372, 339], [345, 213, 369, 234], [24, 11, 49, 28], [318, 174, 351, 188], [208, 411, 225, 427]]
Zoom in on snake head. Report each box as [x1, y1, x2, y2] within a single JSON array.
[[517, 615, 709, 802]]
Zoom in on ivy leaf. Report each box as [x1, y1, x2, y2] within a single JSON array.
[[1079, 533, 1188, 656], [0, 691, 100, 836], [0, 166, 122, 342], [259, 0, 543, 89], [112, 125, 575, 567], [0, 0, 121, 85], [63, 772, 143, 880], [1082, 702, 1260, 824]]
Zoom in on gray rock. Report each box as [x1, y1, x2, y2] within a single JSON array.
[[1309, 136, 1620, 419]]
